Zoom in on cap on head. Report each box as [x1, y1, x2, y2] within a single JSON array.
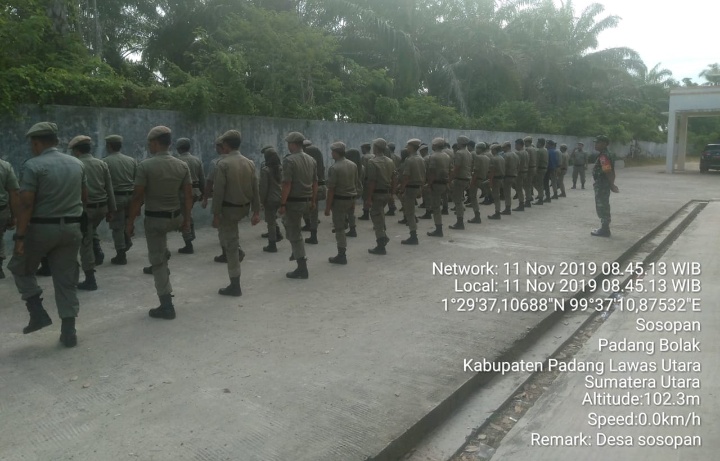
[[419, 144, 428, 152], [515, 138, 524, 146], [578, 142, 585, 146], [105, 134, 123, 143], [263, 147, 278, 156], [547, 140, 556, 147], [523, 136, 533, 143], [220, 130, 242, 144], [490, 143, 501, 152], [560, 143, 567, 149], [260, 145, 274, 154], [285, 131, 305, 144], [457, 135, 470, 145], [595, 135, 609, 143], [68, 135, 92, 150], [476, 142, 488, 151], [388, 142, 396, 151], [360, 142, 371, 149], [372, 138, 387, 150], [406, 138, 422, 148], [431, 137, 446, 149], [303, 139, 312, 147], [330, 141, 346, 154], [215, 137, 224, 146], [176, 138, 191, 150], [147, 126, 171, 141], [26, 122, 58, 138], [502, 141, 511, 148]]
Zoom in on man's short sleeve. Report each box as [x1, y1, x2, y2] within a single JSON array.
[[327, 164, 337, 189], [182, 163, 191, 185], [135, 162, 148, 187], [4, 164, 19, 190], [20, 162, 38, 193], [282, 157, 294, 183]]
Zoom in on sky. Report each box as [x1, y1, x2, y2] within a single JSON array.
[[557, 0, 720, 82]]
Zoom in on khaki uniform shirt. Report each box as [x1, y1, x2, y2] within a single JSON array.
[[79, 153, 116, 211], [206, 154, 227, 183], [526, 146, 537, 169], [212, 151, 260, 215], [472, 153, 490, 180], [177, 152, 206, 197], [21, 147, 86, 218], [283, 151, 317, 198], [135, 151, 191, 212], [570, 149, 588, 166], [559, 151, 569, 170], [365, 155, 395, 191], [427, 150, 452, 183], [504, 151, 519, 177], [536, 147, 549, 169], [361, 153, 374, 181], [328, 158, 361, 196], [453, 148, 473, 180], [390, 153, 401, 170], [260, 165, 283, 206], [305, 147, 326, 182], [489, 154, 506, 178], [516, 149, 529, 173], [103, 152, 136, 193], [402, 153, 426, 186], [0, 159, 19, 208]]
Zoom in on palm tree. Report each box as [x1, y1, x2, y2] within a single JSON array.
[[699, 63, 720, 86]]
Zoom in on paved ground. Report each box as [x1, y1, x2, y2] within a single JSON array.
[[491, 200, 719, 460], [1, 163, 718, 461]]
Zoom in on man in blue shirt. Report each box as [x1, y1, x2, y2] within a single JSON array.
[[545, 140, 560, 201]]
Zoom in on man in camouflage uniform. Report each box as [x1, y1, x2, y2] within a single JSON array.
[[301, 139, 326, 244], [591, 135, 619, 237], [398, 139, 425, 245], [513, 139, 527, 212], [523, 136, 536, 208], [103, 134, 137, 265], [9, 122, 86, 347], [557, 143, 569, 197], [425, 137, 452, 237], [69, 135, 116, 291], [534, 138, 548, 205], [570, 142, 588, 189], [487, 144, 505, 220], [175, 138, 205, 254], [449, 136, 472, 230], [365, 139, 396, 255], [325, 142, 361, 262], [212, 130, 260, 296], [468, 142, 489, 223], [0, 156, 20, 279]]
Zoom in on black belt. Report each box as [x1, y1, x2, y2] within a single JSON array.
[[287, 197, 311, 202], [145, 209, 182, 219], [334, 195, 356, 200], [433, 180, 448, 185], [317, 181, 326, 186], [406, 185, 421, 189], [30, 216, 83, 224], [372, 189, 389, 194], [192, 182, 200, 187], [86, 201, 107, 209], [222, 201, 250, 208], [114, 190, 133, 196]]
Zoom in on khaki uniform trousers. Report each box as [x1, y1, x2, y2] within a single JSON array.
[[333, 198, 356, 248], [557, 169, 567, 195], [525, 167, 536, 202], [144, 214, 183, 296], [304, 185, 326, 230], [430, 183, 448, 225], [492, 178, 503, 214], [534, 169, 546, 198], [0, 207, 10, 260], [283, 200, 311, 259], [369, 193, 389, 241], [9, 221, 82, 318], [572, 165, 586, 187], [451, 179, 469, 218], [218, 205, 250, 278], [503, 177, 516, 210], [110, 195, 131, 250], [80, 206, 107, 271], [515, 172, 526, 205], [467, 181, 481, 215], [264, 203, 280, 243], [402, 187, 421, 231]]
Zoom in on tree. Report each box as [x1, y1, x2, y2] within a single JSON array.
[[699, 63, 720, 86]]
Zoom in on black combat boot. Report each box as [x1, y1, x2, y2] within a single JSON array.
[[124, 233, 133, 251], [488, 212, 501, 220], [143, 266, 153, 275], [289, 253, 295, 261], [37, 257, 51, 276], [276, 226, 284, 242], [572, 183, 576, 189], [305, 230, 318, 244], [552, 193, 559, 199], [385, 207, 396, 216], [345, 227, 357, 237], [110, 250, 127, 265], [534, 197, 544, 205], [441, 206, 449, 215], [427, 224, 443, 237], [149, 294, 176, 319], [263, 240, 278, 253], [591, 223, 611, 237], [286, 258, 309, 279], [23, 295, 52, 334], [219, 277, 242, 296], [581, 183, 585, 189], [178, 240, 194, 254], [214, 248, 227, 263], [93, 239, 104, 266], [419, 210, 432, 219], [524, 200, 532, 208], [301, 219, 312, 231], [59, 317, 77, 348], [419, 202, 426, 209], [559, 192, 567, 198], [368, 238, 388, 255], [501, 208, 511, 216], [468, 212, 482, 224], [358, 209, 370, 220], [398, 217, 408, 225], [261, 231, 269, 238], [512, 204, 525, 212], [329, 247, 347, 265], [77, 270, 97, 291], [401, 231, 419, 245], [481, 196, 493, 205], [449, 217, 465, 230]]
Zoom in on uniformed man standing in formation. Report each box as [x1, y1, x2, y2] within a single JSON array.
[[513, 139, 527, 212], [418, 143, 431, 216], [534, 138, 548, 205], [591, 135, 618, 237], [0, 155, 20, 279], [557, 144, 569, 197], [450, 136, 472, 230], [9, 122, 86, 347], [358, 142, 373, 221], [467, 142, 489, 223], [175, 137, 205, 254], [545, 140, 559, 201], [127, 126, 192, 319], [301, 139, 325, 245], [364, 138, 395, 255], [103, 135, 137, 265], [425, 137, 452, 237], [501, 141, 518, 215], [398, 139, 425, 245], [570, 142, 588, 189], [523, 136, 537, 207], [385, 142, 400, 216], [260, 146, 283, 252], [203, 137, 229, 263], [279, 132, 317, 279], [487, 144, 505, 220], [325, 141, 362, 262], [69, 135, 116, 291], [211, 130, 260, 296]]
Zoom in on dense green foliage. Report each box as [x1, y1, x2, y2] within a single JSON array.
[[1, 0, 718, 148]]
